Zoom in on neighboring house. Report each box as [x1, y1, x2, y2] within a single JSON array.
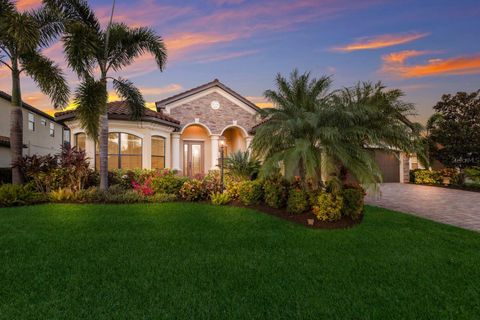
[[0, 91, 68, 168], [55, 79, 410, 182]]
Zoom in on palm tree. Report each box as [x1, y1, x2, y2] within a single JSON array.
[[46, 0, 167, 190], [224, 150, 261, 180], [252, 70, 423, 188], [0, 0, 70, 184]]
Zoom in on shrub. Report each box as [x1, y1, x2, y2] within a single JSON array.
[[210, 192, 231, 205], [49, 188, 78, 203], [464, 167, 480, 182], [151, 170, 187, 195], [286, 188, 308, 214], [263, 178, 287, 209], [179, 179, 204, 201], [412, 169, 442, 185], [312, 192, 343, 222], [132, 178, 154, 196], [202, 171, 223, 197], [146, 193, 177, 203], [238, 180, 263, 205], [0, 184, 45, 207], [16, 146, 90, 192], [341, 188, 364, 220], [104, 190, 144, 204], [225, 177, 242, 200]]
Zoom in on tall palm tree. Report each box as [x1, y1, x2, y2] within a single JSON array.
[[252, 70, 423, 187], [0, 0, 70, 184], [46, 0, 167, 190]]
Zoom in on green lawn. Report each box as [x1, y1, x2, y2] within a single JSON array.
[[0, 204, 479, 319]]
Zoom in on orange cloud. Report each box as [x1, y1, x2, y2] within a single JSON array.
[[15, 0, 41, 10], [332, 32, 429, 52], [165, 32, 241, 57], [382, 50, 480, 78]]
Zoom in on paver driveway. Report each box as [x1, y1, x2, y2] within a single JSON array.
[[366, 183, 480, 232]]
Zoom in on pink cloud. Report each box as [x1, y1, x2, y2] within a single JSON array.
[[332, 32, 429, 52], [15, 0, 41, 11]]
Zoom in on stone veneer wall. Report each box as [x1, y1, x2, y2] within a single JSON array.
[[168, 92, 258, 134]]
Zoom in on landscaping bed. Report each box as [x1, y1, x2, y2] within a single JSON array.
[[230, 200, 363, 229]]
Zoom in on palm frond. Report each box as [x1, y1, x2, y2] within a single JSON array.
[[112, 77, 145, 120], [63, 21, 101, 77], [106, 23, 167, 72], [20, 50, 70, 108], [30, 5, 64, 48], [74, 77, 107, 139]]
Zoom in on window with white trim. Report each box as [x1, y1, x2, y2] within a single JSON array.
[[28, 113, 35, 131]]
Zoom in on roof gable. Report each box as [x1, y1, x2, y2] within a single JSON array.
[[155, 79, 260, 114]]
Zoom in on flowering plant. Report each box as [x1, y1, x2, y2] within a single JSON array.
[[132, 178, 154, 196]]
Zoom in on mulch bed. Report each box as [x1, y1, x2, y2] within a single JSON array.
[[229, 201, 363, 230]]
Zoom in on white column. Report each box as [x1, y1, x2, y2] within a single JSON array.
[[210, 134, 220, 170], [143, 133, 151, 169], [171, 133, 181, 171], [245, 136, 253, 150], [399, 152, 405, 183], [86, 136, 96, 170]]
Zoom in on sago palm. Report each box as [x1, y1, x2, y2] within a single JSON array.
[[252, 70, 424, 188], [0, 0, 69, 184], [46, 0, 167, 190], [251, 70, 332, 187]]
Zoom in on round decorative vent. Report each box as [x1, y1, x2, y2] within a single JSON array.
[[211, 100, 220, 110]]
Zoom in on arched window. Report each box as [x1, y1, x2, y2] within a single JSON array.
[[151, 136, 166, 169], [75, 133, 86, 151], [95, 133, 142, 170]]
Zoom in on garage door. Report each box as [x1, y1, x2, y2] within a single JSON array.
[[374, 151, 400, 183]]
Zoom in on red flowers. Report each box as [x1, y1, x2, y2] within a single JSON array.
[[132, 178, 154, 196]]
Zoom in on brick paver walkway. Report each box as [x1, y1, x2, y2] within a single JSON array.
[[366, 183, 480, 232]]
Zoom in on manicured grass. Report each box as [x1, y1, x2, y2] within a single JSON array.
[[0, 203, 479, 319]]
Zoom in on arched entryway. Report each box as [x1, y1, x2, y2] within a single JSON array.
[[220, 125, 249, 156], [180, 124, 211, 177]]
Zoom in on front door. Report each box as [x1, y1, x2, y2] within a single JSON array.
[[183, 141, 204, 177]]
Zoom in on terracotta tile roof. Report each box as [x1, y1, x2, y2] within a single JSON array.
[[0, 136, 10, 148], [155, 79, 260, 112], [55, 101, 180, 127]]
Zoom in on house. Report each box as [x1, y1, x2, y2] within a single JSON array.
[[0, 91, 69, 168], [55, 79, 410, 182]]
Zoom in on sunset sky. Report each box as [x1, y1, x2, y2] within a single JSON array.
[[2, 0, 480, 123]]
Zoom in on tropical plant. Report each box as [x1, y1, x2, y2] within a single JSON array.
[[210, 192, 231, 205], [312, 192, 343, 222], [286, 188, 308, 214], [238, 180, 263, 205], [0, 1, 70, 184], [45, 0, 167, 190], [224, 150, 261, 180], [252, 70, 424, 188]]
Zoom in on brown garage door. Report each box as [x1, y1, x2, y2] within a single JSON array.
[[374, 151, 400, 183]]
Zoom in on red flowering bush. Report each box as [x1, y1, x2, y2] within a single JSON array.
[[132, 178, 154, 196]]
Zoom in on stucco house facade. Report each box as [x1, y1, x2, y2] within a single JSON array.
[[56, 80, 259, 178], [0, 91, 68, 168], [55, 79, 410, 182]]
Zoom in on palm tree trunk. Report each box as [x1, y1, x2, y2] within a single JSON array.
[[98, 0, 116, 191], [10, 63, 24, 184], [99, 105, 108, 190]]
